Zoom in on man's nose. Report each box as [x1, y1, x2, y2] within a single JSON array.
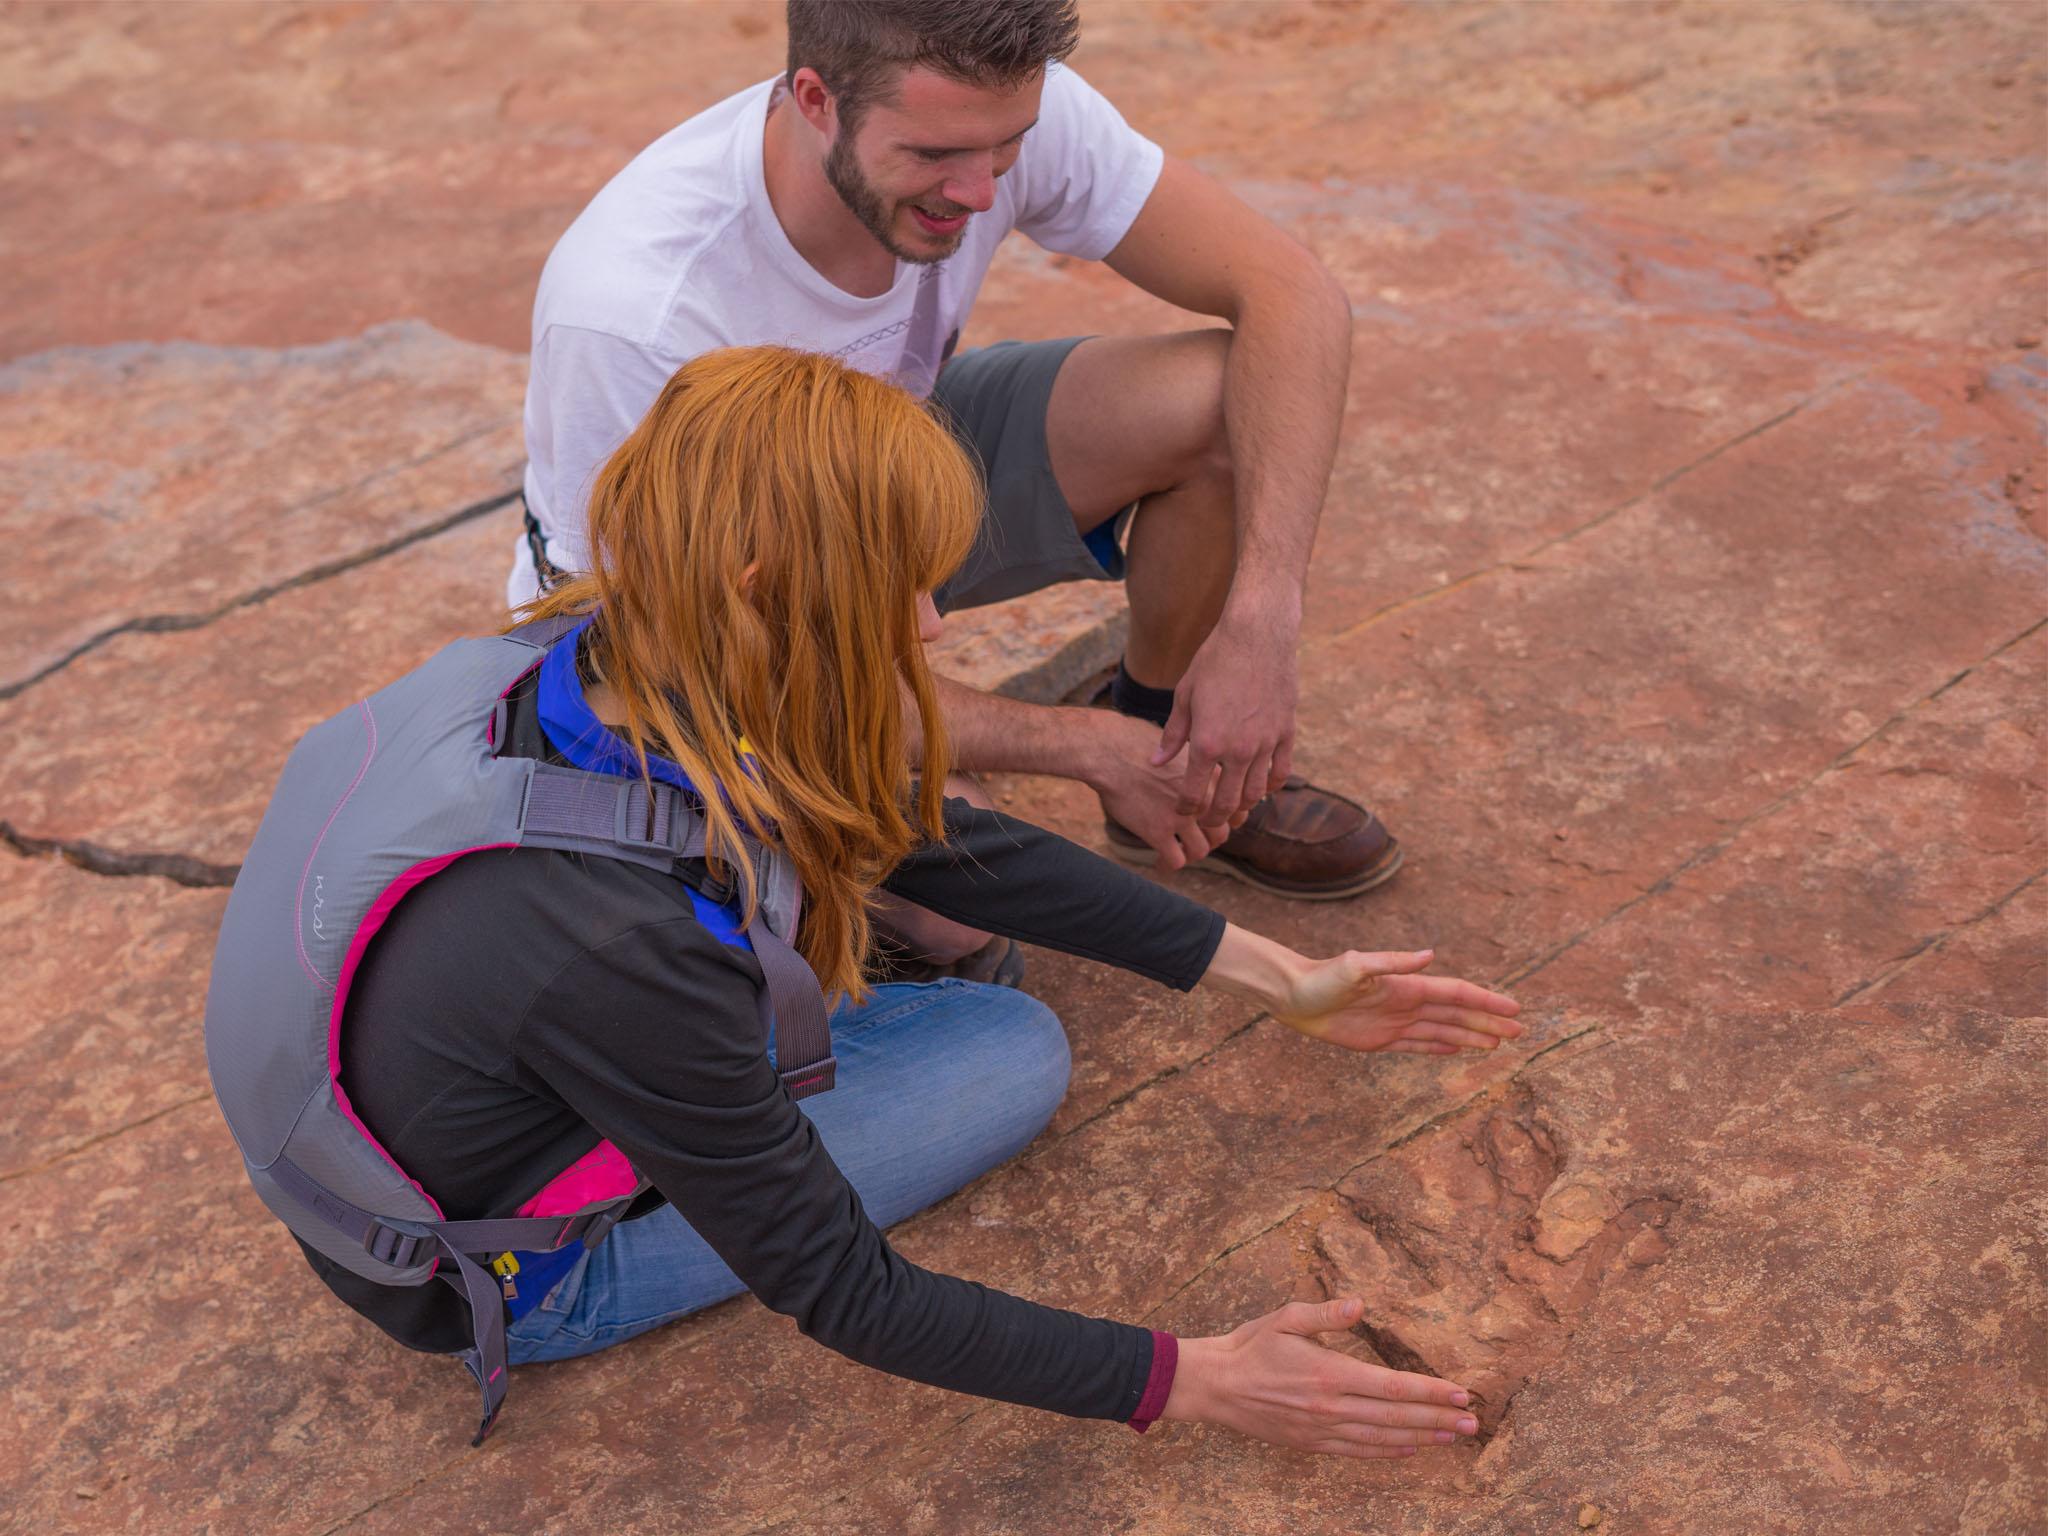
[[942, 158, 997, 213]]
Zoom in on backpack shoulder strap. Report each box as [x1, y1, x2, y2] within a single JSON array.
[[749, 919, 836, 1100], [504, 612, 584, 650], [496, 626, 839, 1102], [521, 761, 705, 867]]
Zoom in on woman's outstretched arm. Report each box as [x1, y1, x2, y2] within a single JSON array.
[[886, 797, 1523, 1061], [882, 795, 1228, 991]]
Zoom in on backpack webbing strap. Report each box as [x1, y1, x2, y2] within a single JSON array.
[[750, 917, 836, 1100], [521, 768, 836, 1099], [523, 763, 702, 862], [443, 1241, 515, 1445], [268, 1153, 632, 1267], [266, 1155, 639, 1444], [505, 612, 584, 649]]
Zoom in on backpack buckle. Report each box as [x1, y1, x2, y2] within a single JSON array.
[[572, 1204, 630, 1252], [682, 859, 735, 906], [361, 1219, 429, 1269], [612, 780, 682, 854]]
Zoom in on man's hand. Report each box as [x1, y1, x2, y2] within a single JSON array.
[[1154, 606, 1299, 824], [1276, 948, 1522, 1055], [1089, 711, 1240, 869], [1103, 156, 1350, 823], [920, 677, 1243, 863]]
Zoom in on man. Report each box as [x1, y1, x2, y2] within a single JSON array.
[[515, 0, 1399, 960]]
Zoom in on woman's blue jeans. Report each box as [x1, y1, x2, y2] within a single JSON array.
[[506, 979, 1071, 1364]]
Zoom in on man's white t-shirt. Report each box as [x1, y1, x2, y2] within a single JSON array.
[[512, 64, 1164, 603]]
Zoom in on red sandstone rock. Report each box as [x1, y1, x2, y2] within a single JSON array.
[[0, 509, 517, 871], [926, 580, 1127, 700], [3, 3, 2043, 1531], [1880, 872, 2046, 1016], [0, 858, 224, 1175], [728, 1007, 2043, 1535], [1533, 628, 2047, 1018], [0, 324, 523, 692], [5, 2, 2039, 361], [1097, 368, 2043, 999]]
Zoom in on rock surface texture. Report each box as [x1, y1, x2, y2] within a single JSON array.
[[2, 3, 2041, 1533]]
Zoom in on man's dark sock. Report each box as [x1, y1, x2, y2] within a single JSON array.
[[1108, 659, 1175, 729]]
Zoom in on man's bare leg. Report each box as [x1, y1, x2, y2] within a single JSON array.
[[879, 336, 1234, 969], [1045, 329, 1237, 690], [1043, 329, 1403, 899]]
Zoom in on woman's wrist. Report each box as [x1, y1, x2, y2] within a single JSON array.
[[1129, 1330, 1181, 1432], [1198, 923, 1313, 1021], [1159, 1334, 1223, 1425]]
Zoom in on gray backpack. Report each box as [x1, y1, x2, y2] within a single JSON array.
[[203, 615, 835, 1443]]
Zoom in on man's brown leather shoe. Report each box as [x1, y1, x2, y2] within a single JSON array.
[[1104, 777, 1403, 900]]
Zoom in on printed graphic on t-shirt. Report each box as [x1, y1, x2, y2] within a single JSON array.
[[827, 265, 948, 399], [893, 265, 949, 399]]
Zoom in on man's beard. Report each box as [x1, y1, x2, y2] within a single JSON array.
[[824, 131, 964, 266]]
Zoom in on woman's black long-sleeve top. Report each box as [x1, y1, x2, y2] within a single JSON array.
[[300, 674, 1226, 1423]]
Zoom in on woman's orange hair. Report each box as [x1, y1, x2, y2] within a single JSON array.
[[517, 346, 981, 1000]]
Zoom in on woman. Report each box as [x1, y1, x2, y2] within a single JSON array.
[[265, 347, 1521, 1458]]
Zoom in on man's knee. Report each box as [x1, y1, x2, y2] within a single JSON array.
[[1177, 328, 1233, 492]]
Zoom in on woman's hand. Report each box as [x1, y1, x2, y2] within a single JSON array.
[[1201, 925, 1523, 1055], [1162, 1296, 1480, 1460], [1276, 947, 1522, 1055]]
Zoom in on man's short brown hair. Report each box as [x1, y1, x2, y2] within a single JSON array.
[[786, 0, 1080, 128]]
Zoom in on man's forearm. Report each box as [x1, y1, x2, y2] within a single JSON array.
[[915, 674, 1117, 785], [1217, 255, 1352, 624], [913, 674, 1235, 864]]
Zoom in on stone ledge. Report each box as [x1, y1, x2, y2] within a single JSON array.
[[929, 581, 1128, 703]]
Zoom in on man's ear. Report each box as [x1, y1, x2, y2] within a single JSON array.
[[788, 67, 837, 136]]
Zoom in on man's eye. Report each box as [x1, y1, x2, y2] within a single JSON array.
[[916, 149, 949, 164]]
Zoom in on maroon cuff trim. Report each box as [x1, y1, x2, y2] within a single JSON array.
[[1128, 1330, 1178, 1433]]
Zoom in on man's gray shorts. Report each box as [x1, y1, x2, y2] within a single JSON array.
[[931, 336, 1133, 613]]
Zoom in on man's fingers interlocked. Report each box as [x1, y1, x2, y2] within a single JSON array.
[[1206, 740, 1256, 827], [1180, 745, 1224, 823]]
